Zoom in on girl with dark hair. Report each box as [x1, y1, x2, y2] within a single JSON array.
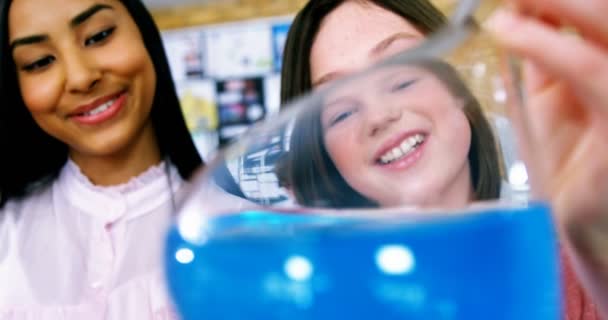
[[0, 0, 202, 317], [278, 0, 606, 318]]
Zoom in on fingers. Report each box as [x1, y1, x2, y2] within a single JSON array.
[[503, 0, 608, 49], [485, 9, 608, 116], [554, 141, 608, 245]]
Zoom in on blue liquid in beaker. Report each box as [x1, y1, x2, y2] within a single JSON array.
[[165, 203, 560, 319]]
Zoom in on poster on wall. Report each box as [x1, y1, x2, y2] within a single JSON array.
[[216, 77, 266, 145], [206, 24, 273, 78], [175, 79, 219, 161], [162, 30, 207, 82], [264, 74, 281, 116], [271, 23, 291, 72], [161, 16, 294, 160]]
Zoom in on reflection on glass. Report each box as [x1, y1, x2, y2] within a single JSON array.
[[284, 255, 314, 282], [175, 248, 195, 265], [177, 202, 209, 244], [508, 161, 529, 190], [375, 245, 416, 275]]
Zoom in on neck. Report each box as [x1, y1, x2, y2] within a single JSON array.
[[436, 163, 475, 209], [70, 123, 162, 186]]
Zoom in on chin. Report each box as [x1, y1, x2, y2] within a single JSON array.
[[390, 189, 443, 208], [71, 136, 134, 159]]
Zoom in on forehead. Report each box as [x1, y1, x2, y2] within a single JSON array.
[[8, 0, 124, 38], [310, 1, 424, 81], [317, 1, 420, 39]]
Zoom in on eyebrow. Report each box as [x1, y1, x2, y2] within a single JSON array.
[[312, 32, 419, 87], [369, 32, 419, 56], [71, 4, 113, 28], [9, 35, 49, 51], [312, 71, 346, 88], [10, 4, 114, 52]]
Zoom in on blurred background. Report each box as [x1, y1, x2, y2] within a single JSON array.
[[142, 0, 458, 161], [143, 0, 510, 204]]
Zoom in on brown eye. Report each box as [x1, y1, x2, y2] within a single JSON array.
[[22, 56, 56, 72], [84, 27, 115, 46]]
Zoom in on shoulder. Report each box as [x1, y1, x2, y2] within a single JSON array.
[[0, 183, 55, 308], [1, 183, 54, 228], [0, 183, 54, 262]]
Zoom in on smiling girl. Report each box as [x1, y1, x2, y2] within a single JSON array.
[[0, 0, 202, 317], [281, 0, 500, 209]]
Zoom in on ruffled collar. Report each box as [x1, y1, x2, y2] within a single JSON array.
[[55, 159, 183, 223], [65, 159, 171, 194]]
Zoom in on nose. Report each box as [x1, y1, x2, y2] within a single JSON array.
[[366, 102, 403, 137], [63, 51, 101, 94]]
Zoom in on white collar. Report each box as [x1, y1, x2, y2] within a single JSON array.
[[55, 159, 183, 224]]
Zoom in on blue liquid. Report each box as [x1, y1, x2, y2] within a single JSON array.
[[165, 203, 561, 319]]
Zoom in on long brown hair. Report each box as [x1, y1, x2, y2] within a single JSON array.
[[276, 0, 501, 208]]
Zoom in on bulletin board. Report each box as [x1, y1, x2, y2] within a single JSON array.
[[161, 16, 292, 161]]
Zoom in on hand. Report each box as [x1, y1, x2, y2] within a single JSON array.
[[485, 0, 608, 315]]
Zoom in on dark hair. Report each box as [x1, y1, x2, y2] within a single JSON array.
[[283, 60, 502, 208], [0, 0, 202, 207], [280, 0, 447, 105]]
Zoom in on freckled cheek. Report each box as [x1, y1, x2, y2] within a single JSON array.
[[325, 131, 361, 173], [440, 110, 472, 154]]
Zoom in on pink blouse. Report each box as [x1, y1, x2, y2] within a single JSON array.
[[0, 160, 184, 319]]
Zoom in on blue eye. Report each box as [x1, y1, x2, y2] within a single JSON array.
[[85, 27, 115, 46], [22, 56, 56, 72], [391, 78, 418, 92], [330, 109, 356, 127]]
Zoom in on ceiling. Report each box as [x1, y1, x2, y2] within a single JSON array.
[[142, 0, 217, 9]]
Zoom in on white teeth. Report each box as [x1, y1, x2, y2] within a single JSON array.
[[379, 134, 426, 164], [83, 99, 115, 116], [392, 148, 404, 159]]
